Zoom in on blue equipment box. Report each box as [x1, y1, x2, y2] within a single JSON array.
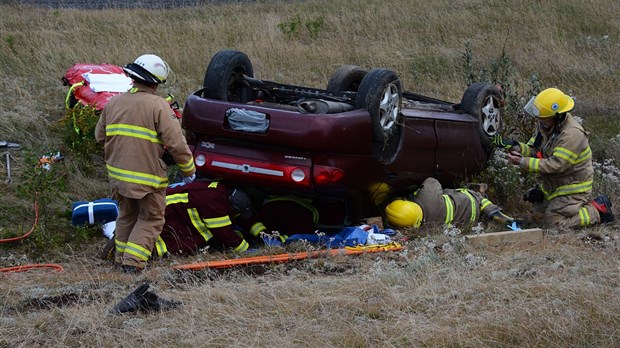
[[71, 198, 119, 225]]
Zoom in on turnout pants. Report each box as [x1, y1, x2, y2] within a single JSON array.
[[112, 189, 166, 268], [532, 193, 600, 228]]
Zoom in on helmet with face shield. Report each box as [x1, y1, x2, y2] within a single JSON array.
[[524, 88, 574, 119]]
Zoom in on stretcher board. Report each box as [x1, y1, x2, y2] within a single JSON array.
[[465, 228, 543, 246]]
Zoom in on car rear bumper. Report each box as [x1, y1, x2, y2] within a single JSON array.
[[182, 94, 375, 154]]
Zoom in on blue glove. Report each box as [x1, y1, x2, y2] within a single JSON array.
[[507, 221, 522, 231], [182, 174, 196, 184], [168, 182, 186, 189]]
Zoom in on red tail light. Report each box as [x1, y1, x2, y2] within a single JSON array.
[[195, 153, 312, 187], [313, 165, 345, 184]]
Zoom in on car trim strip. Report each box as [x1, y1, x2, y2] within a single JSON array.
[[210, 161, 284, 177]]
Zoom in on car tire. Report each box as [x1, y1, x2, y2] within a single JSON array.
[[326, 65, 367, 92], [203, 50, 254, 102], [460, 82, 503, 160], [355, 68, 403, 164]]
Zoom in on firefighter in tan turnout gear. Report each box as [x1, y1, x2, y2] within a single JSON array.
[[95, 54, 196, 273], [495, 87, 613, 227], [384, 177, 514, 229]]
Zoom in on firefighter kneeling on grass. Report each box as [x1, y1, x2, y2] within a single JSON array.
[[495, 88, 614, 227], [103, 180, 252, 262]]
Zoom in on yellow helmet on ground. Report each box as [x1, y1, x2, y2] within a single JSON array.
[[368, 182, 391, 206], [385, 199, 423, 228], [524, 88, 574, 118]]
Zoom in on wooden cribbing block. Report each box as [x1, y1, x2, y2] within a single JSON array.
[[465, 228, 543, 246]]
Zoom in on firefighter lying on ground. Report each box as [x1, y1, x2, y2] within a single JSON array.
[[493, 87, 614, 228], [241, 196, 320, 245], [155, 180, 252, 256], [103, 180, 251, 261], [383, 177, 514, 229], [158, 191, 322, 253]]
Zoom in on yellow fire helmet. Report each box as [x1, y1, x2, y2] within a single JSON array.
[[524, 87, 574, 118], [385, 199, 423, 228], [368, 182, 391, 206]]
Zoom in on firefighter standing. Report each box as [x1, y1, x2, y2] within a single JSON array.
[[155, 180, 250, 256], [95, 54, 196, 273], [495, 87, 613, 227], [384, 177, 513, 229]]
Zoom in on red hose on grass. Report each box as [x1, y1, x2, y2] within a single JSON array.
[[0, 264, 64, 273], [1, 194, 39, 243], [0, 193, 64, 273]]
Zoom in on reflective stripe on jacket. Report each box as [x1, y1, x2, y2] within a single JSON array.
[[413, 178, 501, 227], [517, 114, 593, 200], [95, 84, 195, 199], [157, 181, 247, 256]]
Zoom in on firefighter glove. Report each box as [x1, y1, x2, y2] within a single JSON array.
[[183, 174, 196, 184], [523, 187, 544, 203], [491, 134, 518, 149]]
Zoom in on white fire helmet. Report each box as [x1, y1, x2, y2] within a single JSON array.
[[123, 54, 170, 85]]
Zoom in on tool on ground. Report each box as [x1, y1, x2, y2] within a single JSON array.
[[0, 141, 20, 149], [1, 141, 20, 184], [3, 152, 12, 184], [38, 151, 64, 171]]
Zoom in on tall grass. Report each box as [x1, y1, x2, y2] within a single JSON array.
[[1, 1, 619, 346]]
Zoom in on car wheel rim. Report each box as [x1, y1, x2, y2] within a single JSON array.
[[379, 83, 400, 133], [480, 95, 500, 136]]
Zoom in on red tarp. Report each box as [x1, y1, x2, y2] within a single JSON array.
[[62, 63, 128, 111]]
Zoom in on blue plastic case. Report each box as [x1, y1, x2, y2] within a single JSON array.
[[71, 198, 119, 225]]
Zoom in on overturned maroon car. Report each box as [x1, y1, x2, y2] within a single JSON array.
[[181, 50, 503, 227]]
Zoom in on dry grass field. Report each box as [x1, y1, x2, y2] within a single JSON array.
[[1, 0, 620, 347]]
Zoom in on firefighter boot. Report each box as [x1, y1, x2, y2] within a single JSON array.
[[101, 238, 115, 261], [592, 194, 614, 224], [109, 283, 150, 315], [523, 187, 544, 203]]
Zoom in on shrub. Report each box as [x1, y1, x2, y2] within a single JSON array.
[[278, 15, 324, 40], [58, 104, 103, 158], [462, 44, 541, 213]]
